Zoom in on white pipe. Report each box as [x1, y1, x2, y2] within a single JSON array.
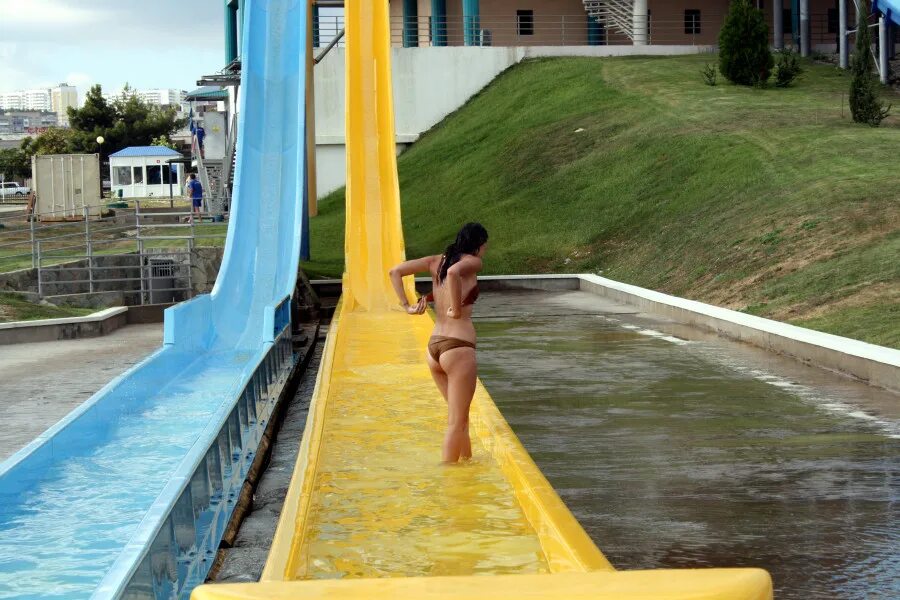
[[632, 0, 648, 46], [839, 0, 848, 69], [800, 0, 810, 57], [774, 0, 784, 49], [879, 14, 889, 84]]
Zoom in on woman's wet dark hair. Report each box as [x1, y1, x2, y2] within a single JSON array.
[[438, 222, 488, 284]]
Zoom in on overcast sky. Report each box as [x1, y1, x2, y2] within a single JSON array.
[[0, 0, 225, 100]]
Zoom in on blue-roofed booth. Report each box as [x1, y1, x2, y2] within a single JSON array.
[[109, 146, 185, 199]]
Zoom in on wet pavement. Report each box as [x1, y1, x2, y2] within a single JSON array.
[[474, 290, 900, 600], [0, 324, 162, 461]]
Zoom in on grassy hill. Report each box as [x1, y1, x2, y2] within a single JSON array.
[[303, 55, 900, 348]]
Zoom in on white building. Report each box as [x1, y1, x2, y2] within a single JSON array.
[[51, 84, 78, 125], [139, 88, 187, 106], [0, 88, 52, 111], [109, 146, 185, 199], [105, 88, 186, 107]]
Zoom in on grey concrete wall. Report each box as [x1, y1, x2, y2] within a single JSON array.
[[0, 307, 129, 345], [577, 275, 900, 393]]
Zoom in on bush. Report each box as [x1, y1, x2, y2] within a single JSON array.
[[701, 63, 718, 86], [774, 48, 803, 87], [849, 3, 891, 126], [718, 0, 773, 86]]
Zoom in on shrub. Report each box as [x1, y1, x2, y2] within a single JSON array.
[[718, 0, 773, 86], [774, 48, 803, 87], [849, 3, 891, 126], [702, 63, 718, 86]]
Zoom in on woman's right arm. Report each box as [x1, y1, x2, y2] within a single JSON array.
[[445, 255, 482, 319], [389, 256, 436, 313]]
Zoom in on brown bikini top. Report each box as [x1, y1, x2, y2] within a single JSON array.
[[424, 283, 479, 306]]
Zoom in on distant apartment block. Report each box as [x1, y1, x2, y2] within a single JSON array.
[[51, 84, 78, 125], [0, 110, 58, 135], [0, 84, 79, 124], [0, 88, 52, 112]]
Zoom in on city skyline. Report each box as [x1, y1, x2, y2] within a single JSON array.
[[0, 0, 225, 103]]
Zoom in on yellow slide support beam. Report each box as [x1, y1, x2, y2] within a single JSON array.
[[193, 1, 772, 598]]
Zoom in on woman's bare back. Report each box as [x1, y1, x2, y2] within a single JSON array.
[[429, 255, 480, 342]]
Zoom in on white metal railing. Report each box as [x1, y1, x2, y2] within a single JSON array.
[[308, 12, 865, 48], [0, 202, 227, 304], [386, 13, 727, 46]]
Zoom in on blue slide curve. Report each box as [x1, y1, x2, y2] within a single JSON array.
[[0, 1, 306, 598], [874, 0, 900, 25]]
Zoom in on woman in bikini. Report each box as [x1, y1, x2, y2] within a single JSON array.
[[388, 223, 488, 464]]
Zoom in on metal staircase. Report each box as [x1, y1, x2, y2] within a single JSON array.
[[583, 0, 635, 40], [192, 113, 239, 216]]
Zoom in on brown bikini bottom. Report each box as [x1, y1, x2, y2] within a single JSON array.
[[428, 335, 476, 362]]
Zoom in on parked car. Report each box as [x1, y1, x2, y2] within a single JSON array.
[[0, 181, 30, 198]]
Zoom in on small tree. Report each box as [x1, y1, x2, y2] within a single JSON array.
[[21, 128, 74, 156], [150, 134, 178, 150], [0, 147, 30, 181], [719, 0, 773, 86], [849, 3, 891, 126], [774, 48, 803, 87]]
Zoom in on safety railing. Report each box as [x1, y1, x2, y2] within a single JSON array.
[[309, 12, 859, 48], [0, 202, 227, 304], [390, 13, 733, 47]]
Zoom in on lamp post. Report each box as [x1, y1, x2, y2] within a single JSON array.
[[96, 136, 105, 200]]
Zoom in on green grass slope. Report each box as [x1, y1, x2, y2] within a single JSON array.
[[304, 55, 900, 348], [0, 292, 94, 322]]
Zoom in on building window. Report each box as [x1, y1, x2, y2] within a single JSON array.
[[147, 165, 162, 185], [133, 166, 144, 184], [685, 9, 701, 35], [783, 9, 792, 34], [517, 10, 534, 36], [113, 166, 131, 186], [827, 8, 838, 34], [163, 164, 178, 185]]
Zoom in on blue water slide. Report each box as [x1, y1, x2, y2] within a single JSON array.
[[0, 1, 307, 598], [874, 0, 900, 25]]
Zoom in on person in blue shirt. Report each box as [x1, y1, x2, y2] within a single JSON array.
[[186, 173, 203, 221], [196, 125, 206, 158]]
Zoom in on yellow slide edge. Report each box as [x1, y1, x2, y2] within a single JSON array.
[[193, 568, 773, 600], [259, 297, 344, 581]]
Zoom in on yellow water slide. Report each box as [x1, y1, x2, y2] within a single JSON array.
[[192, 2, 773, 598]]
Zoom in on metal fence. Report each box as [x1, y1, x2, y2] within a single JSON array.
[[312, 13, 854, 49], [0, 202, 227, 305]]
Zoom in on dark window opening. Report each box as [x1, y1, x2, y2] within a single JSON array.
[[827, 8, 839, 34], [783, 9, 792, 34], [147, 165, 161, 185], [163, 164, 177, 185], [517, 10, 534, 36], [685, 9, 701, 35]]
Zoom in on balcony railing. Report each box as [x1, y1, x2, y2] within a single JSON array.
[[312, 13, 853, 49]]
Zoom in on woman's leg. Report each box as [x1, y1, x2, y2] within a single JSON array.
[[439, 348, 477, 463], [426, 352, 449, 401]]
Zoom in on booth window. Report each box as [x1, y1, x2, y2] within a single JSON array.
[[147, 165, 162, 185], [113, 166, 131, 186], [133, 166, 144, 184], [163, 165, 178, 185]]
